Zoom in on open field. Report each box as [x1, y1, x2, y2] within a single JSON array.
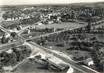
[[21, 22, 87, 39], [35, 22, 87, 29]]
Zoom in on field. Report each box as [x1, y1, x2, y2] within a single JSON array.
[[31, 31, 104, 64], [14, 58, 82, 73], [15, 60, 67, 73], [35, 22, 87, 29], [21, 22, 87, 39]]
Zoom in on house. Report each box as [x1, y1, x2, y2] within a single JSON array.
[[83, 58, 94, 66]]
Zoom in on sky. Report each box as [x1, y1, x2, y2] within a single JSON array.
[[0, 0, 104, 5]]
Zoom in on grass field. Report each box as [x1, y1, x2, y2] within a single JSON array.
[[21, 22, 87, 39], [35, 22, 87, 29], [15, 60, 67, 73]]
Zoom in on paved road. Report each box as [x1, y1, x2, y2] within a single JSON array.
[[0, 21, 103, 73], [0, 25, 11, 34], [29, 42, 99, 73], [26, 25, 86, 41], [1, 41, 99, 73], [25, 19, 104, 41], [0, 41, 23, 53]]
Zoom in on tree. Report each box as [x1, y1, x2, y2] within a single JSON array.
[[70, 10, 75, 21], [91, 45, 104, 72], [2, 13, 8, 20]]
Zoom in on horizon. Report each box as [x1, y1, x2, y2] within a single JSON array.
[[0, 0, 104, 6]]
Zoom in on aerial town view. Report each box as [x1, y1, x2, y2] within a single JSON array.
[[0, 2, 104, 73]]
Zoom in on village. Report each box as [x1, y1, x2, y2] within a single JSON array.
[[0, 2, 104, 73]]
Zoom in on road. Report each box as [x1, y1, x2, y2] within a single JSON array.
[[0, 41, 23, 53], [2, 40, 98, 73], [25, 19, 104, 41], [29, 42, 99, 73], [0, 22, 102, 73], [91, 18, 104, 26], [26, 24, 86, 41]]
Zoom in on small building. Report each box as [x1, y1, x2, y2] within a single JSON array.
[[83, 58, 94, 66]]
